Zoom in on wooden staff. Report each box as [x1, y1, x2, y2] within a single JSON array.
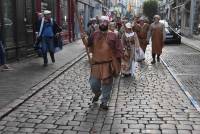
[[72, 0, 91, 64]]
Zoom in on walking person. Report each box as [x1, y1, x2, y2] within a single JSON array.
[[108, 22, 123, 65], [0, 32, 12, 71], [36, 10, 62, 67], [87, 18, 95, 37], [86, 16, 122, 110], [136, 17, 150, 54], [121, 22, 140, 77], [148, 15, 165, 64]]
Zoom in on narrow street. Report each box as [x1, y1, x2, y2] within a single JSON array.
[[0, 45, 200, 134], [0, 0, 200, 133]]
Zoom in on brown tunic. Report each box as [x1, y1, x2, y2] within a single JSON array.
[[136, 23, 149, 53], [88, 31, 121, 82], [149, 22, 165, 54]]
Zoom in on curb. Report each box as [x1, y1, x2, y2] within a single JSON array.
[[0, 52, 86, 120], [161, 58, 200, 113]]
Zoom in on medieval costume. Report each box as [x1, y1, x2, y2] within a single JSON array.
[[148, 15, 165, 64], [87, 16, 122, 110], [118, 19, 128, 39], [121, 22, 140, 77], [109, 22, 123, 63], [136, 17, 150, 53]]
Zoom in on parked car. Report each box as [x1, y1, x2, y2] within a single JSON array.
[[160, 20, 181, 44]]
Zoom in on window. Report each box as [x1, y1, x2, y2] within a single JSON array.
[[61, 0, 68, 31]]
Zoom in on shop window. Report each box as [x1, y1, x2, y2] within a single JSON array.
[[16, 0, 26, 42], [184, 2, 190, 27], [61, 0, 68, 31], [78, 2, 85, 29]]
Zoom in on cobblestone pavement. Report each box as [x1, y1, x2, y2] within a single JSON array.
[[0, 46, 200, 134], [162, 44, 200, 106], [0, 40, 85, 108]]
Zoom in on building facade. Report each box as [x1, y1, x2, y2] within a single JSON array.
[[0, 0, 106, 60], [0, 0, 35, 59], [159, 0, 200, 39]]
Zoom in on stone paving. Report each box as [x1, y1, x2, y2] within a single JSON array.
[[162, 44, 200, 106], [0, 46, 200, 134], [0, 40, 85, 108]]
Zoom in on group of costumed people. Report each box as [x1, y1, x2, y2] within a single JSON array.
[[81, 14, 165, 110]]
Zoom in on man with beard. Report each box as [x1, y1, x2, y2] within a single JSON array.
[[86, 16, 122, 110]]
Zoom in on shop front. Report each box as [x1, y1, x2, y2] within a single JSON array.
[[0, 0, 105, 60], [0, 0, 35, 60], [0, 0, 75, 60]]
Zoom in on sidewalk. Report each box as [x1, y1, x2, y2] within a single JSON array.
[[0, 40, 85, 109], [182, 36, 200, 51]]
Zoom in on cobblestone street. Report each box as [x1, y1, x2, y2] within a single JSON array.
[[0, 46, 200, 134], [162, 44, 200, 108]]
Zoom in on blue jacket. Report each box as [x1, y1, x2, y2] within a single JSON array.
[[36, 18, 62, 36]]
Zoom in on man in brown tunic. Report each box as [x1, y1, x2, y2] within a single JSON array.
[[148, 15, 165, 64], [136, 17, 150, 54], [87, 16, 122, 110]]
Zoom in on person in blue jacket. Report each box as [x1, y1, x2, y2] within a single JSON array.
[[36, 10, 62, 67]]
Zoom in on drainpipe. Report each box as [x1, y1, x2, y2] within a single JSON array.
[[190, 0, 196, 36]]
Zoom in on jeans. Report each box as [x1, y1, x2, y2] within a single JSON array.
[[89, 76, 113, 104], [41, 37, 55, 64], [0, 41, 6, 65]]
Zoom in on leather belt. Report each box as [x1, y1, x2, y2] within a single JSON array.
[[92, 60, 112, 65]]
